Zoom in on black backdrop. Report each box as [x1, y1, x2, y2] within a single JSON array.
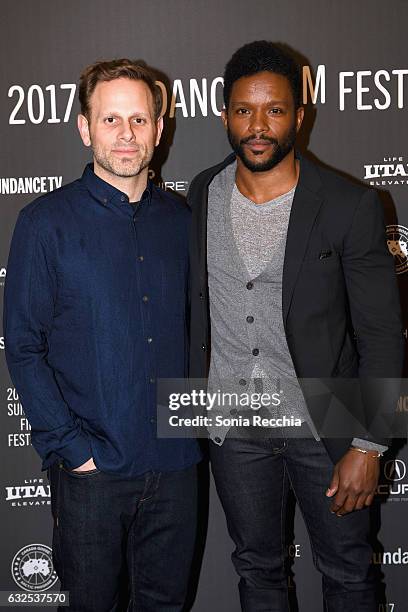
[[1, 2, 407, 610]]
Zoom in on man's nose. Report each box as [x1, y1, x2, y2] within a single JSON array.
[[118, 121, 135, 141], [248, 110, 269, 134]]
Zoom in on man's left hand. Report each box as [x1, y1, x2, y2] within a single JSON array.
[[326, 449, 380, 516]]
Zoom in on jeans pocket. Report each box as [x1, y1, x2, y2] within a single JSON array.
[[60, 463, 101, 478]]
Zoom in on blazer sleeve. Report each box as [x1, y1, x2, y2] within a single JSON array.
[[341, 188, 404, 444]]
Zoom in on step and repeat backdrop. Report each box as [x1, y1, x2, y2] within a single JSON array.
[[1, 1, 407, 610]]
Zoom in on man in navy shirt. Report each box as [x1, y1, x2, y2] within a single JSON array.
[[4, 59, 200, 611]]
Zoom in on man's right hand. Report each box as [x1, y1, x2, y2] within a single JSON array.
[[72, 457, 97, 472]]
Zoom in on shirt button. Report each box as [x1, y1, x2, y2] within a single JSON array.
[[120, 195, 126, 202], [150, 417, 156, 424], [139, 256, 144, 262], [252, 348, 259, 356], [246, 316, 254, 323], [149, 377, 156, 384], [201, 344, 206, 351], [102, 197, 108, 205], [147, 337, 153, 343], [142, 295, 149, 302], [239, 379, 247, 386]]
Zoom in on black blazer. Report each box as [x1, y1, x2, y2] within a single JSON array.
[[188, 153, 404, 463]]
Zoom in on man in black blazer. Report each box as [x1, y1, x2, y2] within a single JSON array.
[[188, 41, 403, 611]]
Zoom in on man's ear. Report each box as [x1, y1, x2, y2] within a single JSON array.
[[155, 115, 164, 147], [296, 106, 304, 134], [221, 108, 228, 132], [77, 114, 91, 147]]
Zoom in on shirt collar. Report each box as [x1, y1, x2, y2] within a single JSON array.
[[80, 163, 153, 208]]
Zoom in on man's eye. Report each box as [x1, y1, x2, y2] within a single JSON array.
[[270, 108, 283, 114], [133, 117, 146, 124], [236, 108, 249, 114], [105, 117, 116, 124]]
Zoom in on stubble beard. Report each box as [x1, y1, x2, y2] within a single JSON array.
[[92, 142, 154, 179], [227, 123, 297, 173]]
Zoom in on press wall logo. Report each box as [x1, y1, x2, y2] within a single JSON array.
[[0, 267, 6, 287], [384, 459, 406, 481], [363, 156, 408, 186], [288, 544, 301, 558], [377, 459, 408, 501], [372, 548, 408, 565], [5, 477, 51, 508], [386, 225, 408, 274], [148, 169, 188, 193], [11, 544, 58, 591], [397, 394, 408, 412], [0, 176, 62, 195]]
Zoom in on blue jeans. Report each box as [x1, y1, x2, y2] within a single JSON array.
[[210, 431, 376, 612], [48, 462, 197, 612]]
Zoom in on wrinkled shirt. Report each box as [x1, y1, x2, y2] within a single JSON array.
[[4, 164, 200, 477]]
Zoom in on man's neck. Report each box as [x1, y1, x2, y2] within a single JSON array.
[[93, 162, 148, 202], [235, 150, 299, 205]]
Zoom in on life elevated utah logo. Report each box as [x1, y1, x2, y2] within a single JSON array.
[[5, 477, 51, 508], [0, 267, 6, 287], [11, 544, 58, 591], [376, 459, 408, 501], [363, 156, 408, 186], [386, 225, 408, 274]]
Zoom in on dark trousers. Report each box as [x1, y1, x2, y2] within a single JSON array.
[[210, 432, 376, 612], [48, 462, 197, 612]]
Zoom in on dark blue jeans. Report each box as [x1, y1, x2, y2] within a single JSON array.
[[210, 431, 376, 612], [48, 462, 197, 612]]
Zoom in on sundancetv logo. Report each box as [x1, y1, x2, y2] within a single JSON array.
[[372, 548, 408, 565], [386, 225, 408, 274]]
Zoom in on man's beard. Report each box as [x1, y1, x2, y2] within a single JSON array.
[[227, 123, 297, 173], [91, 142, 154, 178]]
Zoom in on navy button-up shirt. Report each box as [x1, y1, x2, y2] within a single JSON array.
[[4, 164, 200, 477]]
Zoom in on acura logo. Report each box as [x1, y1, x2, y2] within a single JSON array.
[[384, 459, 406, 482]]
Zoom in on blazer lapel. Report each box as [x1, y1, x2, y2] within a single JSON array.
[[282, 157, 324, 326]]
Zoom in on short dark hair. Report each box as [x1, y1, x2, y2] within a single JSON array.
[[79, 58, 162, 120], [223, 41, 302, 110]]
